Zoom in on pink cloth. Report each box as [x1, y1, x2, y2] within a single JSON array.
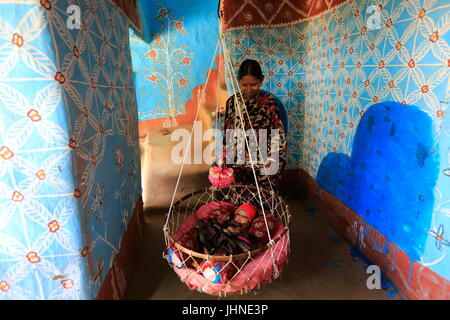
[[168, 201, 289, 295]]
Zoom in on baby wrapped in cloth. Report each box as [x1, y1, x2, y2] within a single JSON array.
[[196, 203, 259, 256], [195, 203, 260, 283]]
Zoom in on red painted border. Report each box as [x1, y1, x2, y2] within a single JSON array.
[[96, 197, 144, 300], [221, 0, 349, 32], [281, 168, 450, 300]]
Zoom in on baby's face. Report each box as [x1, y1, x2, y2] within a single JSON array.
[[234, 209, 249, 224]]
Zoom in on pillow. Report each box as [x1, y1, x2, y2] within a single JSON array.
[[248, 214, 279, 244]]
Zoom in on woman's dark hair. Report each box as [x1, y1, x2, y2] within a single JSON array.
[[237, 59, 264, 81]]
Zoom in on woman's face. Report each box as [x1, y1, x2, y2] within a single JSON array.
[[239, 75, 263, 99]]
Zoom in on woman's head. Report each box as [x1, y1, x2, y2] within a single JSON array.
[[237, 59, 264, 99]]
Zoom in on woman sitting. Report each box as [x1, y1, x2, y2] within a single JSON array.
[[220, 59, 287, 192]]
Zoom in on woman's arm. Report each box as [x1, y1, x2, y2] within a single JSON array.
[[267, 96, 287, 165]]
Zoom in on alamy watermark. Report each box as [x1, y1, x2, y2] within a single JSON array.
[[171, 121, 281, 175], [66, 5, 81, 30], [366, 265, 381, 290], [366, 4, 382, 30]]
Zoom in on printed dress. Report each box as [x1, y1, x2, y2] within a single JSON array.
[[221, 91, 287, 192]]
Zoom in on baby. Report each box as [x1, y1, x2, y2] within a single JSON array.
[[226, 203, 257, 234], [196, 203, 258, 256]]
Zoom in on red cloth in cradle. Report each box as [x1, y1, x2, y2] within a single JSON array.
[[168, 201, 289, 295]]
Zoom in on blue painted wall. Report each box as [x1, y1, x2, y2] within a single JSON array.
[[0, 0, 141, 299], [131, 0, 219, 121]]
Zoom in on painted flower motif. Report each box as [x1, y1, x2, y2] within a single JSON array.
[[182, 58, 190, 66], [27, 109, 42, 122], [408, 59, 415, 68], [74, 188, 82, 198], [378, 60, 385, 69], [12, 191, 24, 202], [80, 246, 90, 257], [429, 225, 450, 250], [437, 110, 444, 118], [26, 251, 41, 264], [179, 78, 187, 86], [11, 33, 24, 47], [421, 85, 429, 93], [429, 31, 439, 42], [244, 12, 253, 22], [69, 138, 77, 149], [72, 45, 80, 58], [158, 8, 169, 18], [175, 22, 183, 31], [36, 170, 46, 180], [61, 279, 75, 289], [148, 50, 157, 59], [0, 146, 14, 160], [150, 74, 157, 82], [154, 35, 162, 42], [48, 220, 60, 233], [40, 0, 52, 10], [396, 42, 402, 50], [418, 8, 426, 18], [388, 80, 395, 88], [54, 71, 65, 84], [0, 281, 9, 292]]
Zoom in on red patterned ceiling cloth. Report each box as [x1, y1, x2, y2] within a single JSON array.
[[220, 0, 349, 31], [110, 0, 142, 31]]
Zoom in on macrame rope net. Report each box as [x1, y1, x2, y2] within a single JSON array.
[[162, 17, 291, 296]]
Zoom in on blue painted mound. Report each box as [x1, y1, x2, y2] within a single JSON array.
[[317, 102, 439, 261]]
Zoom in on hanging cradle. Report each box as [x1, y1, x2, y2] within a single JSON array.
[[162, 10, 291, 297]]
